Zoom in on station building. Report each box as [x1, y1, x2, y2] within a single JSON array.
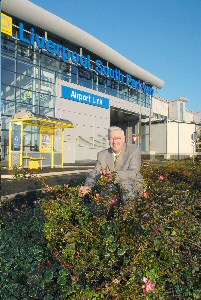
[[1, 0, 201, 168]]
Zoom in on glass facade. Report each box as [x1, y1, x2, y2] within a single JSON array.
[[1, 17, 151, 159]]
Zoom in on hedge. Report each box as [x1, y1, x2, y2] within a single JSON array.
[[1, 160, 200, 299]]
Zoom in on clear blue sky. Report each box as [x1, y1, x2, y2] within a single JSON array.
[[30, 0, 201, 112]]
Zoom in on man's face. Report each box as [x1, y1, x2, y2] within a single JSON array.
[[109, 130, 125, 154]]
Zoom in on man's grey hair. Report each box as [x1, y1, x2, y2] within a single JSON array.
[[108, 126, 125, 139]]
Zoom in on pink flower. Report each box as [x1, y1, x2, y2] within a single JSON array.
[[94, 193, 100, 201], [159, 175, 165, 180], [111, 198, 118, 205], [143, 277, 155, 294], [143, 191, 149, 198], [101, 169, 107, 175]]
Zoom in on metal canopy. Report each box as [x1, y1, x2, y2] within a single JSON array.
[[11, 110, 75, 129]]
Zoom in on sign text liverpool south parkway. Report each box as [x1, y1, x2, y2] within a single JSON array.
[[19, 22, 154, 96]]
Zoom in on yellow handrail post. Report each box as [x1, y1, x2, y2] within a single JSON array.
[[20, 121, 24, 167], [8, 121, 12, 169], [51, 130, 54, 168], [62, 128, 64, 168]]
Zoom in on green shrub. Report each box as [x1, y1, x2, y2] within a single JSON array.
[[1, 161, 200, 299], [0, 192, 62, 299]]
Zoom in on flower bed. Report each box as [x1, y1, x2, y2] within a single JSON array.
[[1, 161, 200, 299]]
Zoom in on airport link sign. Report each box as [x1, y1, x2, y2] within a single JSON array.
[[1, 13, 154, 96], [61, 86, 110, 109]]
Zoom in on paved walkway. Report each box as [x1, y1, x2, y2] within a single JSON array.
[[1, 166, 95, 198], [1, 166, 94, 179]]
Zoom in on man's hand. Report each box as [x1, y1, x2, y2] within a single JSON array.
[[78, 185, 91, 197]]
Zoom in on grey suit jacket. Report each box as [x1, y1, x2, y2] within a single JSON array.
[[85, 143, 144, 198]]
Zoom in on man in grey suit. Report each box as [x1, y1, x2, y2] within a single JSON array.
[[79, 126, 144, 203]]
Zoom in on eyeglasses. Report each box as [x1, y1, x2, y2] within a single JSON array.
[[109, 137, 124, 141]]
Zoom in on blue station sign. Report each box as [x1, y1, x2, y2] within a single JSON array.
[[62, 86, 110, 109], [18, 22, 155, 96]]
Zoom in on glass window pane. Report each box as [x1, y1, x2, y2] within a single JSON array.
[[1, 69, 15, 86], [1, 56, 15, 71], [1, 84, 15, 101], [129, 88, 138, 103], [16, 73, 33, 90], [40, 81, 54, 95], [78, 68, 93, 89], [145, 94, 150, 107], [98, 75, 106, 88], [16, 60, 39, 77], [15, 103, 39, 115], [15, 89, 39, 112], [1, 129, 9, 158], [1, 116, 10, 130], [34, 92, 40, 106], [17, 43, 41, 64], [16, 73, 40, 91], [57, 72, 70, 82], [119, 84, 128, 100], [32, 105, 39, 114], [60, 61, 71, 73], [39, 93, 55, 107], [40, 55, 59, 71], [78, 77, 92, 89], [16, 88, 34, 104], [1, 100, 15, 115], [1, 38, 15, 55], [40, 107, 54, 117], [106, 79, 118, 97], [41, 69, 55, 83]]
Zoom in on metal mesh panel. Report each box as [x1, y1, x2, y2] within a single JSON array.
[[12, 153, 20, 167]]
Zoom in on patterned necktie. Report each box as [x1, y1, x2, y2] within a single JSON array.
[[114, 154, 119, 167]]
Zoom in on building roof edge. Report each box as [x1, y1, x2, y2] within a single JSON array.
[[2, 0, 164, 88]]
